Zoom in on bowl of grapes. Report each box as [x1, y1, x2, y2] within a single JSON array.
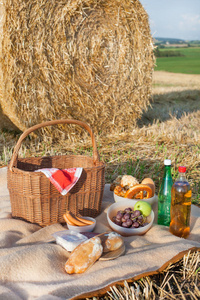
[[107, 199, 154, 236]]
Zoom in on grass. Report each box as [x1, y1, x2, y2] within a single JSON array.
[[1, 130, 199, 204], [0, 71, 200, 299], [155, 47, 200, 74]]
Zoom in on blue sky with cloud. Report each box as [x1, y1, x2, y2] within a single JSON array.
[[140, 0, 200, 40]]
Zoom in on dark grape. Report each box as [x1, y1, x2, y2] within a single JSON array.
[[132, 221, 140, 228], [121, 216, 126, 222], [126, 219, 133, 227], [116, 214, 123, 222], [123, 213, 130, 220], [115, 220, 122, 226], [117, 211, 124, 218], [112, 216, 116, 223], [122, 222, 130, 228], [137, 215, 144, 224], [132, 210, 141, 217], [142, 222, 149, 227], [131, 217, 138, 223], [124, 207, 132, 213]]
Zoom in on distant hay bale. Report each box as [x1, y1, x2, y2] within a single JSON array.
[[0, 0, 154, 137]]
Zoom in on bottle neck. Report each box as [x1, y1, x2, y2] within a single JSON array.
[[177, 171, 187, 181], [164, 165, 172, 178]]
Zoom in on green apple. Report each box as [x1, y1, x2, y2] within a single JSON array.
[[134, 200, 152, 217]]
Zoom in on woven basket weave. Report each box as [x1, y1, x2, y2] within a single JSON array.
[[7, 119, 105, 227]]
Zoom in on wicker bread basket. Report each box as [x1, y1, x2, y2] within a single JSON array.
[[7, 119, 105, 227]]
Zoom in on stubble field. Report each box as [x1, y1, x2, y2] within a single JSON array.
[[1, 70, 199, 203]]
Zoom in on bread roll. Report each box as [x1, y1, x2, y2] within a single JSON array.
[[120, 175, 139, 188], [141, 178, 155, 196], [101, 232, 123, 252], [65, 236, 103, 274]]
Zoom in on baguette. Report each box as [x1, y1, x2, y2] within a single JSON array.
[[65, 237, 103, 274]]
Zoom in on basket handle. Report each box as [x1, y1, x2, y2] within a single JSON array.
[[9, 119, 100, 171]]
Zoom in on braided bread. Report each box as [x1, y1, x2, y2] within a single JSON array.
[[125, 184, 153, 199]]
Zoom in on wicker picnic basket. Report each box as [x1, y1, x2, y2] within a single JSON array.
[[7, 119, 105, 227]]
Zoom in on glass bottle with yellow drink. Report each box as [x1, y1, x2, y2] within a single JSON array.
[[169, 166, 192, 238]]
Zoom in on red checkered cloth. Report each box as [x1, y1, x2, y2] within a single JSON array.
[[35, 168, 83, 195]]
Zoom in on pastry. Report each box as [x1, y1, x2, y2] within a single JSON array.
[[114, 185, 127, 197], [65, 236, 103, 274], [141, 178, 155, 196], [110, 175, 123, 191], [125, 184, 153, 199]]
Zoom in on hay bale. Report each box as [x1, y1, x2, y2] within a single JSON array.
[[0, 2, 21, 131], [0, 3, 3, 99], [0, 0, 154, 137]]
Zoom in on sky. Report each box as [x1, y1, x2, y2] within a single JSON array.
[[139, 0, 200, 41]]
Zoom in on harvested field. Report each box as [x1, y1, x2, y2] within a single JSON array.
[[153, 71, 200, 91], [0, 70, 200, 299]]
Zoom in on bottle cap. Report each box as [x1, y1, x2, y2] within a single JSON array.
[[164, 159, 171, 166], [178, 166, 186, 173]]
